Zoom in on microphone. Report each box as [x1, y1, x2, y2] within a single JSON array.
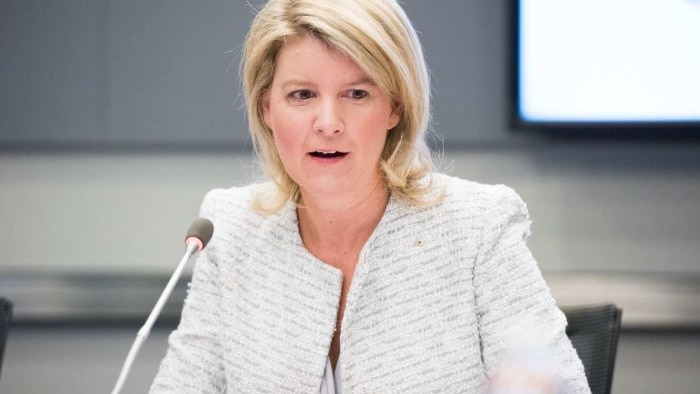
[[111, 218, 214, 394]]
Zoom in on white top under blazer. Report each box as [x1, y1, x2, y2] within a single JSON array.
[[319, 357, 341, 394]]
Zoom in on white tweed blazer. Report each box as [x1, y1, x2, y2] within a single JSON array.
[[150, 174, 590, 394]]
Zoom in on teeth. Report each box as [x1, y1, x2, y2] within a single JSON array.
[[310, 150, 346, 158]]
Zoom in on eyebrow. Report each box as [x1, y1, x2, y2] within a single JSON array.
[[280, 79, 314, 89], [280, 79, 313, 89], [279, 77, 376, 90], [344, 77, 375, 86]]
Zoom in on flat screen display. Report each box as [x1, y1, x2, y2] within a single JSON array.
[[515, 0, 700, 129]]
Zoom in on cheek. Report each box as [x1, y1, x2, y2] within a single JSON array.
[[270, 116, 306, 162], [362, 109, 394, 148], [271, 126, 292, 157], [264, 102, 297, 153]]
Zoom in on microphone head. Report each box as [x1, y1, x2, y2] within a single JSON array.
[[185, 218, 214, 251]]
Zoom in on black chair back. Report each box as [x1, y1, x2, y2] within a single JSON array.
[[0, 297, 12, 380], [563, 304, 622, 394]]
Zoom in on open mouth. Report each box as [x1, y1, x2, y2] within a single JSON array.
[[309, 150, 348, 159]]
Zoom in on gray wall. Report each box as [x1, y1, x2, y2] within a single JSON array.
[[2, 147, 700, 276]]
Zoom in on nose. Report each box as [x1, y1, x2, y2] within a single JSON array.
[[313, 98, 343, 135]]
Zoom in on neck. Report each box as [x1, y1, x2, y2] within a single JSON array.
[[297, 180, 390, 257]]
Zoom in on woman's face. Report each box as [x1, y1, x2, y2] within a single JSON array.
[[263, 36, 400, 207]]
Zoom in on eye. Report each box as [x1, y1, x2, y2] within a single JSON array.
[[345, 89, 368, 100], [289, 89, 315, 100]]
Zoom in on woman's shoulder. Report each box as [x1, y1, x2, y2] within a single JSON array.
[[428, 172, 532, 239], [199, 181, 274, 219], [426, 173, 529, 227], [197, 182, 281, 250]]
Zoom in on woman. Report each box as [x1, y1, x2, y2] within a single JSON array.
[[151, 0, 590, 393]]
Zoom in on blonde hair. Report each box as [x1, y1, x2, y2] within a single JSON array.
[[242, 0, 436, 213]]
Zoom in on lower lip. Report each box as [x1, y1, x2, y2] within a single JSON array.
[[309, 153, 348, 165]]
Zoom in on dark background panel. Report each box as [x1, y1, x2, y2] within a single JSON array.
[[1, 0, 514, 148], [403, 0, 513, 144], [107, 0, 251, 146], [0, 0, 103, 144]]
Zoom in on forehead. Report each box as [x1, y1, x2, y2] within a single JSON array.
[[273, 36, 371, 84]]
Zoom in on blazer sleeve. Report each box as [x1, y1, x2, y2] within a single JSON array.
[[149, 191, 226, 393], [472, 186, 591, 394]]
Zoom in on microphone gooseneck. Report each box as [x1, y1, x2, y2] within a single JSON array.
[[111, 218, 214, 394]]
